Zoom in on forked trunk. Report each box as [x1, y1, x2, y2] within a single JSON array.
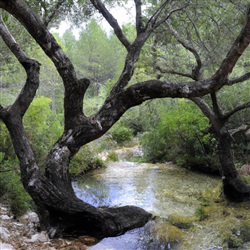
[[3, 112, 152, 239]]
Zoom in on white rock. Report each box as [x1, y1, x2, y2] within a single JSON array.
[[0, 242, 15, 250], [0, 215, 12, 220], [0, 206, 8, 212], [19, 211, 39, 225], [25, 231, 49, 242], [12, 222, 23, 227], [0, 226, 10, 241]]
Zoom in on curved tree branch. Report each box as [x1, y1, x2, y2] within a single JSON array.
[[228, 72, 250, 85], [223, 102, 250, 122], [210, 92, 223, 119], [189, 97, 216, 122], [165, 21, 202, 80], [44, 0, 65, 27], [0, 0, 91, 130], [90, 0, 131, 49], [213, 4, 250, 83], [0, 14, 40, 188], [0, 15, 27, 64], [0, 14, 40, 118]]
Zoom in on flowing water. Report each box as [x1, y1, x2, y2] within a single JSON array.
[[73, 147, 250, 250]]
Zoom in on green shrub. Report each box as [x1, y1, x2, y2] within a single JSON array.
[[140, 99, 219, 172], [195, 206, 209, 221], [0, 172, 34, 217], [23, 96, 63, 167], [69, 145, 106, 176], [110, 124, 134, 145], [106, 151, 119, 162]]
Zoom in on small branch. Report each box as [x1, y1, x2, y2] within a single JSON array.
[[223, 102, 250, 122], [145, 0, 170, 31], [156, 66, 193, 79], [134, 0, 144, 34], [229, 123, 250, 136], [213, 4, 250, 82], [109, 2, 187, 95], [145, 2, 186, 33], [44, 0, 65, 27], [90, 0, 131, 49], [185, 11, 210, 53], [165, 21, 202, 80], [154, 5, 187, 31], [228, 72, 250, 85], [0, 168, 17, 173], [0, 14, 40, 117]]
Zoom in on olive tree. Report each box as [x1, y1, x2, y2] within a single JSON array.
[[0, 0, 249, 239]]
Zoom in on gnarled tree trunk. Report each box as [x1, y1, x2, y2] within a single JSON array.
[[3, 106, 152, 239], [0, 0, 250, 240], [191, 96, 250, 202]]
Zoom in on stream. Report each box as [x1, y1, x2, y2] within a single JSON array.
[[73, 147, 250, 250]]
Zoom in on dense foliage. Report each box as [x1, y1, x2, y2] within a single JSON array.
[[140, 100, 219, 171]]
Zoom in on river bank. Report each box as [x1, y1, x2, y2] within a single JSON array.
[[0, 203, 99, 250], [73, 145, 250, 250]]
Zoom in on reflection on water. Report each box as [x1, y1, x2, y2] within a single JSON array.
[[73, 161, 224, 249], [73, 162, 218, 217]]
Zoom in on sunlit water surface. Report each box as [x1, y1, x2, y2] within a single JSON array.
[[73, 152, 250, 250]]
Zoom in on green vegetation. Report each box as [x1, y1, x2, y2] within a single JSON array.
[[23, 96, 64, 167], [110, 123, 134, 145], [106, 151, 119, 162], [69, 145, 106, 177], [168, 214, 197, 229], [160, 183, 250, 249], [140, 100, 219, 171], [0, 171, 34, 217], [1, 6, 248, 175]]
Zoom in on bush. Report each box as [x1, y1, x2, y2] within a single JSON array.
[[69, 145, 106, 176], [110, 124, 134, 145], [0, 172, 34, 217], [0, 123, 17, 167], [23, 96, 63, 167], [106, 151, 119, 162], [140, 100, 219, 172]]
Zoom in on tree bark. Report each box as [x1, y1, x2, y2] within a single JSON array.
[[218, 132, 250, 202], [191, 97, 250, 201], [0, 0, 250, 241], [3, 110, 152, 239], [0, 7, 152, 238]]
